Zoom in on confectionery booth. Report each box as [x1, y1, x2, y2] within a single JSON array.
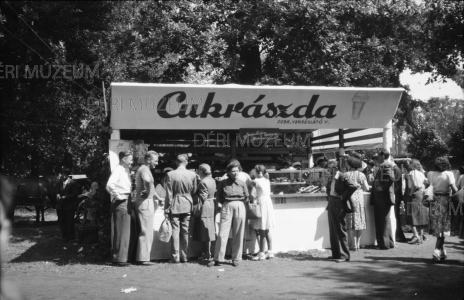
[[108, 83, 403, 259]]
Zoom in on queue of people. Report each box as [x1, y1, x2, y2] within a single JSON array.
[[106, 149, 461, 266], [106, 152, 276, 267], [324, 151, 462, 264]]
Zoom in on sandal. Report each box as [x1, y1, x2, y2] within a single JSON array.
[[432, 249, 442, 262], [252, 252, 266, 261]]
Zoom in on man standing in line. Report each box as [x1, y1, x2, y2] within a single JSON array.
[[325, 160, 358, 262], [56, 167, 80, 241], [134, 151, 163, 265], [391, 155, 407, 243], [106, 150, 133, 266], [371, 149, 396, 249], [164, 154, 197, 263]]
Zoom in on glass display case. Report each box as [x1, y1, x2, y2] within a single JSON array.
[[268, 168, 328, 195]]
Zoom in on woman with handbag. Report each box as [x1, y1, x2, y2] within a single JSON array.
[[344, 157, 369, 251], [192, 164, 217, 261], [404, 159, 429, 245], [426, 157, 458, 262], [250, 165, 276, 261]]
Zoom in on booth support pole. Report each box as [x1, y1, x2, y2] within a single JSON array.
[[383, 120, 393, 153], [111, 129, 120, 140], [308, 132, 313, 168], [338, 129, 345, 156]]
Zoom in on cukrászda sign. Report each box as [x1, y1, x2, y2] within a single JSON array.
[[110, 83, 403, 130]]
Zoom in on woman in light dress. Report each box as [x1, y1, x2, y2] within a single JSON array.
[[344, 157, 370, 251], [404, 159, 429, 245], [250, 165, 275, 261], [426, 157, 458, 262]]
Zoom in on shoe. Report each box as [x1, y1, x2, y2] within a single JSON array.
[[267, 251, 275, 259], [433, 249, 442, 262], [408, 237, 419, 244], [207, 261, 220, 267], [112, 262, 131, 267], [422, 235, 428, 241], [232, 260, 240, 267], [252, 252, 266, 261], [412, 238, 422, 245], [334, 258, 350, 263], [169, 259, 180, 264], [440, 249, 447, 260], [135, 261, 154, 266]]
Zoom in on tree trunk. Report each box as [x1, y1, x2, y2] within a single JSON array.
[[239, 42, 261, 84]]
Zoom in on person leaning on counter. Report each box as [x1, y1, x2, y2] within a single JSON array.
[[209, 161, 249, 267]]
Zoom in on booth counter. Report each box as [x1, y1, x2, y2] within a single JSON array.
[[149, 193, 396, 260]]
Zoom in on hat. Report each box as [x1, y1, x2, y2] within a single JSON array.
[[163, 167, 174, 173], [292, 162, 302, 167]]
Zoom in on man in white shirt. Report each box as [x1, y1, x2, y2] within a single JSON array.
[[106, 150, 133, 267]]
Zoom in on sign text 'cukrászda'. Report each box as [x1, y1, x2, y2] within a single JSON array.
[[157, 91, 337, 119]]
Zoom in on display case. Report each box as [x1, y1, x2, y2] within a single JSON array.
[[268, 168, 328, 195]]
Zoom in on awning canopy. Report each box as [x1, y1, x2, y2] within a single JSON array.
[[110, 83, 403, 130]]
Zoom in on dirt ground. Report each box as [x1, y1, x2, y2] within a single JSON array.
[[2, 208, 463, 300]]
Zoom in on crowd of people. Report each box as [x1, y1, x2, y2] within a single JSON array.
[[105, 151, 276, 267], [105, 149, 463, 267], [324, 150, 463, 263]]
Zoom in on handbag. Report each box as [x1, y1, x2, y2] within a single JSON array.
[[246, 201, 262, 219], [422, 185, 435, 207], [192, 200, 203, 218], [451, 189, 464, 213], [159, 217, 172, 243]]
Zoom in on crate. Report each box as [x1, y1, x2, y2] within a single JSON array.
[[77, 225, 99, 244]]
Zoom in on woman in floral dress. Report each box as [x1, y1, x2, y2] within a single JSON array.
[[344, 157, 370, 251], [426, 157, 458, 262]]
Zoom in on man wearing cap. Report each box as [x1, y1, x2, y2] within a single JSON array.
[[56, 167, 80, 241], [164, 154, 198, 263], [134, 151, 163, 265], [106, 150, 134, 266]]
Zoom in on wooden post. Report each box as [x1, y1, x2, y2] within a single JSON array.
[[338, 129, 345, 156]]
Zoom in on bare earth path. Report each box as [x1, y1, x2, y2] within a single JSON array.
[[3, 209, 463, 300]]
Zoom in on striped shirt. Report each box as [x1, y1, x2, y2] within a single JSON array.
[[135, 165, 155, 201]]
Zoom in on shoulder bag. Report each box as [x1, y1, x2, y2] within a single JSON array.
[[159, 217, 172, 243], [192, 200, 203, 217], [422, 173, 435, 207], [246, 200, 261, 219]]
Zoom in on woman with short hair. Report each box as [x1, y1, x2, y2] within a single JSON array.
[[404, 159, 429, 245], [344, 156, 369, 251], [192, 164, 217, 261], [427, 157, 458, 262], [250, 165, 276, 261]]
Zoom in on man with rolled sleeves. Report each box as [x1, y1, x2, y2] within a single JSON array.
[[209, 162, 249, 267], [106, 150, 133, 266], [56, 167, 80, 241], [164, 154, 197, 263], [134, 151, 163, 265]]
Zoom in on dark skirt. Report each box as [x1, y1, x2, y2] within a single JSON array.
[[192, 199, 216, 242], [406, 189, 429, 226]]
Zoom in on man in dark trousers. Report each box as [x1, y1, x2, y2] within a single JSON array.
[[56, 167, 80, 241], [391, 156, 407, 242], [371, 150, 395, 249], [164, 154, 197, 263], [325, 159, 358, 262]]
